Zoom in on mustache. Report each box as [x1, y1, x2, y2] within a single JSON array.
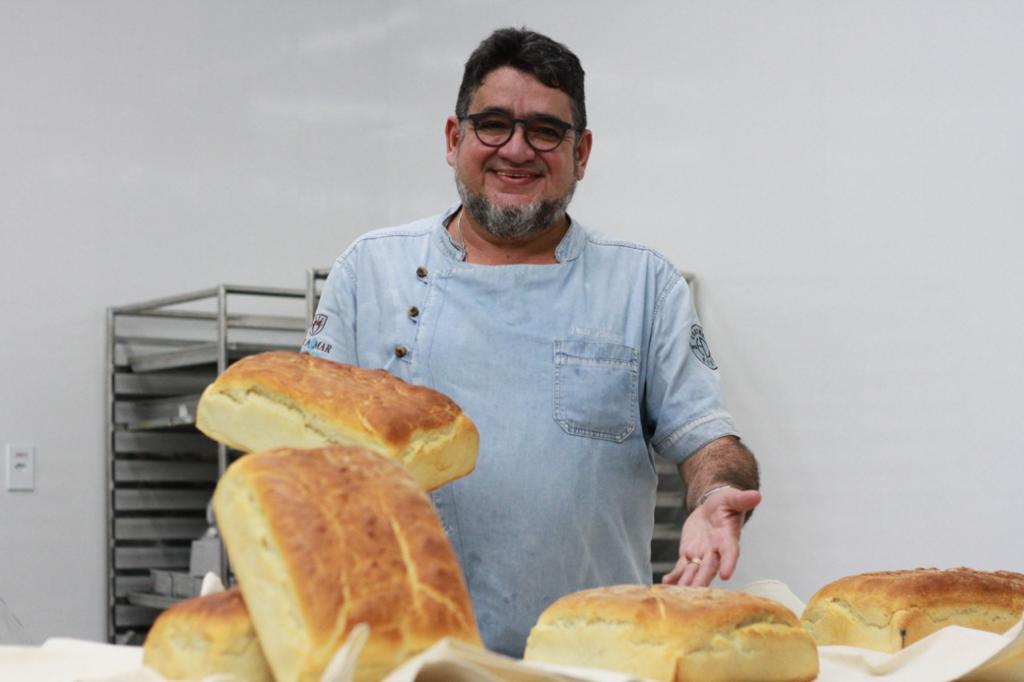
[[487, 162, 545, 175], [453, 172, 575, 241]]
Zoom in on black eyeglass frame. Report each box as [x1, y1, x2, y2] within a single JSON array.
[[460, 111, 582, 152]]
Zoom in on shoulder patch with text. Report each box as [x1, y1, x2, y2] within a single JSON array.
[[689, 324, 718, 370], [309, 313, 328, 337]]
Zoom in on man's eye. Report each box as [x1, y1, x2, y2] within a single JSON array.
[[477, 118, 511, 131], [531, 125, 562, 141]]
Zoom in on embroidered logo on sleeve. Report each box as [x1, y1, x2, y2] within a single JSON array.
[[304, 337, 333, 354], [689, 324, 718, 370], [309, 313, 328, 337]]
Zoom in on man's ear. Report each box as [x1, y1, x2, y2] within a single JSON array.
[[445, 116, 461, 167], [574, 129, 593, 180]]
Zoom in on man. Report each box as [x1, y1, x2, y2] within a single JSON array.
[[303, 27, 761, 657]]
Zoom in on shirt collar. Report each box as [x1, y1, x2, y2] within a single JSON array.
[[434, 204, 584, 264]]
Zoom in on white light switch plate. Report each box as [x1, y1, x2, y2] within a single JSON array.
[[6, 443, 35, 491]]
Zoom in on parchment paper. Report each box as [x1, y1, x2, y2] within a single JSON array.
[[2, 578, 1021, 682]]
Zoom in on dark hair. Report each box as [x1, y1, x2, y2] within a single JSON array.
[[455, 27, 586, 130]]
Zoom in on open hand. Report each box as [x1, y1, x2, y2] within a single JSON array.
[[660, 487, 761, 587]]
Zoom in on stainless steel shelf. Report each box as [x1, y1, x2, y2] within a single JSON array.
[[106, 283, 308, 643], [123, 310, 306, 332], [652, 561, 677, 576], [651, 455, 687, 582], [127, 593, 182, 610], [114, 546, 191, 570], [656, 490, 684, 507], [114, 517, 209, 541], [114, 489, 212, 512], [127, 341, 295, 373], [113, 431, 215, 456], [113, 575, 155, 598], [306, 268, 331, 326], [114, 605, 163, 631], [114, 394, 200, 430], [114, 459, 218, 483], [114, 372, 213, 397], [651, 523, 682, 542]]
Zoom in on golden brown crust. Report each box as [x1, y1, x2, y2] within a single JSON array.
[[196, 351, 478, 491], [524, 584, 819, 682], [801, 567, 1024, 651], [143, 588, 273, 682], [212, 351, 460, 442], [213, 446, 481, 682]]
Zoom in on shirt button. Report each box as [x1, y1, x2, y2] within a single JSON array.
[[408, 306, 420, 319], [416, 266, 428, 279], [394, 345, 408, 358]]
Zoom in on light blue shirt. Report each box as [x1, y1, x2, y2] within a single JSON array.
[[303, 206, 738, 657]]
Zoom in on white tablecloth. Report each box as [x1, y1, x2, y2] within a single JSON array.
[[2, 580, 1021, 682]]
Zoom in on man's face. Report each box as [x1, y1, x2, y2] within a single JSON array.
[[445, 66, 592, 237]]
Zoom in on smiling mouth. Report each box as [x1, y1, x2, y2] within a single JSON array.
[[493, 169, 541, 181]]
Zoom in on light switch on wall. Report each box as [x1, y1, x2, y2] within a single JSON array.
[[6, 443, 35, 491]]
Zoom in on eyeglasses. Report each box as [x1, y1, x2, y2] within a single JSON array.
[[461, 111, 579, 152]]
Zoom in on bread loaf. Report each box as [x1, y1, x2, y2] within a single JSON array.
[[196, 351, 478, 491], [142, 587, 272, 682], [212, 445, 482, 682], [801, 567, 1024, 652], [524, 584, 819, 682]]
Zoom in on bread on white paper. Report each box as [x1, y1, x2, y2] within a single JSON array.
[[525, 584, 818, 682], [213, 445, 482, 682], [143, 587, 272, 682], [802, 567, 1024, 651]]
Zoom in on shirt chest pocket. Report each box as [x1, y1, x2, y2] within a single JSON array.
[[553, 340, 639, 443]]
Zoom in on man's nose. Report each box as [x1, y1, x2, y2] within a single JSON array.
[[498, 121, 537, 161]]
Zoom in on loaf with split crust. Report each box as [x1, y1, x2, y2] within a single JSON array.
[[212, 445, 482, 682], [196, 351, 478, 491], [524, 584, 818, 682], [801, 567, 1024, 652]]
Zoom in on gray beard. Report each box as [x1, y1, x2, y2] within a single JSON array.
[[455, 173, 576, 241]]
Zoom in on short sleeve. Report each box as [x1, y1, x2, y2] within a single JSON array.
[[300, 254, 358, 365], [644, 274, 738, 463]]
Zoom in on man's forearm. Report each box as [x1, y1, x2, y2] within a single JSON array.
[[678, 435, 760, 513]]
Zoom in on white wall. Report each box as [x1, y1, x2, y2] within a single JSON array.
[[2, 1, 1022, 643]]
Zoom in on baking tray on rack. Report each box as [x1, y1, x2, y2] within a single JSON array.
[[113, 394, 201, 430], [125, 341, 296, 373]]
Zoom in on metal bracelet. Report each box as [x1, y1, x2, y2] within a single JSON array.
[[696, 484, 735, 508]]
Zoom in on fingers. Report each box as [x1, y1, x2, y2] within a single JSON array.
[[669, 488, 756, 588], [735, 489, 762, 512], [718, 541, 740, 581], [679, 557, 701, 586], [665, 553, 720, 587], [664, 556, 701, 586], [707, 488, 762, 515], [661, 559, 686, 585], [693, 552, 720, 586]]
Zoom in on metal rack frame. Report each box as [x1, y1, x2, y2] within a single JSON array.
[[105, 284, 305, 643], [305, 267, 331, 326]]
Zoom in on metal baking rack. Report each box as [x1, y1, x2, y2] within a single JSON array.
[[305, 267, 331, 324], [651, 463, 687, 579], [105, 285, 306, 643]]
